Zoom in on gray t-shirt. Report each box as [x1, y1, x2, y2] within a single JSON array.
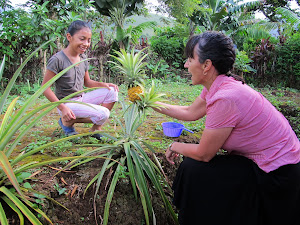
[[47, 51, 89, 99]]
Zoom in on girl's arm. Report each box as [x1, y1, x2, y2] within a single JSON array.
[[154, 95, 207, 121], [166, 127, 233, 164], [84, 71, 119, 91], [42, 69, 76, 121]]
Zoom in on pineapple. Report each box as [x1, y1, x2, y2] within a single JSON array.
[[109, 48, 148, 102], [134, 81, 168, 112], [128, 84, 143, 102]]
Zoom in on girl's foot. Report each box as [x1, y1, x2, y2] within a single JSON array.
[[58, 118, 78, 136]]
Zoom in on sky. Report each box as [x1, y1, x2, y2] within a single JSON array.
[[10, 0, 300, 17]]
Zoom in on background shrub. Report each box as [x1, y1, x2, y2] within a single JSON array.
[[269, 33, 300, 88], [150, 25, 189, 70]]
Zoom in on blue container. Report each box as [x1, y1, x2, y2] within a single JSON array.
[[161, 122, 194, 137]]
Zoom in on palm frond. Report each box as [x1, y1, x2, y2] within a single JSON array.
[[276, 7, 300, 27]]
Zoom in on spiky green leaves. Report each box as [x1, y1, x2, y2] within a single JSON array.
[[109, 48, 148, 87], [134, 81, 168, 112]]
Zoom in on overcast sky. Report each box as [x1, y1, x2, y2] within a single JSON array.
[[10, 0, 299, 15]]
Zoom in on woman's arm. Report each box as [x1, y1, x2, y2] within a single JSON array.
[[42, 69, 76, 121], [84, 71, 119, 91], [154, 95, 207, 121], [166, 127, 233, 164]]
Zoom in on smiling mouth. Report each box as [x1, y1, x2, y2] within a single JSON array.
[[79, 46, 87, 51]]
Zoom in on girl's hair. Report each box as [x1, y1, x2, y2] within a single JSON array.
[[67, 20, 91, 36], [185, 31, 244, 84]]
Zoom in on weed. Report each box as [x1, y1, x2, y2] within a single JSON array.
[[54, 183, 67, 195]]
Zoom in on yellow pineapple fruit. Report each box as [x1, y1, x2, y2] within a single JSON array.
[[128, 85, 144, 102]]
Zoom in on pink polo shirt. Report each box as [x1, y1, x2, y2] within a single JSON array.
[[201, 75, 300, 172]]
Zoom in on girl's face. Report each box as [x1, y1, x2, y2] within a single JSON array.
[[67, 27, 92, 54], [184, 46, 205, 85]]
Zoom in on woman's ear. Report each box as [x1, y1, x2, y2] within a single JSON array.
[[203, 59, 213, 72]]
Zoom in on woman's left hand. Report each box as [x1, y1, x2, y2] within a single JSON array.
[[166, 147, 179, 165]]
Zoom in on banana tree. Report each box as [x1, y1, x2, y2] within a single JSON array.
[[92, 0, 151, 50], [190, 0, 261, 32]]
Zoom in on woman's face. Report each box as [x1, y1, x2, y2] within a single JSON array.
[[184, 46, 205, 85], [67, 27, 92, 54]]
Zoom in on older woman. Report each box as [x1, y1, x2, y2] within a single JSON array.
[[154, 31, 300, 225]]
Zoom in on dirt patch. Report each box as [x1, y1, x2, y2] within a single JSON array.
[[35, 152, 182, 225], [8, 132, 198, 225], [10, 148, 194, 225]]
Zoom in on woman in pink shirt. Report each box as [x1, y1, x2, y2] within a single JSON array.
[[155, 31, 300, 225]]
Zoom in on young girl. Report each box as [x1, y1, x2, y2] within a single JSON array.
[[42, 20, 119, 139]]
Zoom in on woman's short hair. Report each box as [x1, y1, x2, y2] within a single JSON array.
[[185, 31, 236, 75], [67, 20, 91, 36]]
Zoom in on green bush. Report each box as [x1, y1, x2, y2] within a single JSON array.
[[268, 33, 300, 89], [150, 25, 188, 70]]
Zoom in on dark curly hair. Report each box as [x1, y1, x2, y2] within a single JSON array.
[[67, 20, 91, 36], [185, 31, 244, 83]]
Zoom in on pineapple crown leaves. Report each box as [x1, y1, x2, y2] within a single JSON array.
[[108, 48, 148, 84], [135, 81, 168, 112]]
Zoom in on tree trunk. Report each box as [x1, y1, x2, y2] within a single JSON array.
[[98, 55, 104, 82], [40, 49, 48, 78]]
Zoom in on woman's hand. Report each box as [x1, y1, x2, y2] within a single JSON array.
[[166, 143, 179, 165]]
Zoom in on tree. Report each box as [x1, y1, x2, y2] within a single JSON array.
[[92, 0, 148, 50], [158, 0, 260, 36], [92, 0, 145, 17], [256, 0, 298, 22]]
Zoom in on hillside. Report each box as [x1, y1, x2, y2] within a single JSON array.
[[124, 13, 174, 38]]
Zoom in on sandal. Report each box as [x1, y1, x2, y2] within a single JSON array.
[[58, 118, 78, 136], [91, 133, 103, 140]]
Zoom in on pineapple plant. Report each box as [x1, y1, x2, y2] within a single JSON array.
[[109, 48, 148, 102], [134, 80, 168, 112]]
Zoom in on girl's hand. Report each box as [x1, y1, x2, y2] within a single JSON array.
[[106, 83, 119, 92], [60, 105, 76, 122], [166, 145, 179, 165]]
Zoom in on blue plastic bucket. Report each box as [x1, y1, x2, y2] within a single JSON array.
[[161, 122, 194, 137]]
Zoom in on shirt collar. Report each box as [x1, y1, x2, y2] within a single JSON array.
[[206, 75, 228, 98]]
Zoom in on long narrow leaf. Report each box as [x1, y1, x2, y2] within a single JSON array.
[[0, 152, 24, 198], [0, 55, 5, 82], [130, 151, 152, 225], [0, 186, 42, 225], [103, 157, 125, 225], [0, 39, 53, 114], [131, 142, 178, 224], [2, 196, 24, 225], [0, 201, 8, 225], [0, 97, 19, 139], [123, 142, 138, 200]]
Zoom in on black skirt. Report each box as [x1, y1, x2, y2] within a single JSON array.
[[172, 155, 300, 225]]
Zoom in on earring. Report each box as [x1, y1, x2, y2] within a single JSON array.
[[203, 72, 207, 76]]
